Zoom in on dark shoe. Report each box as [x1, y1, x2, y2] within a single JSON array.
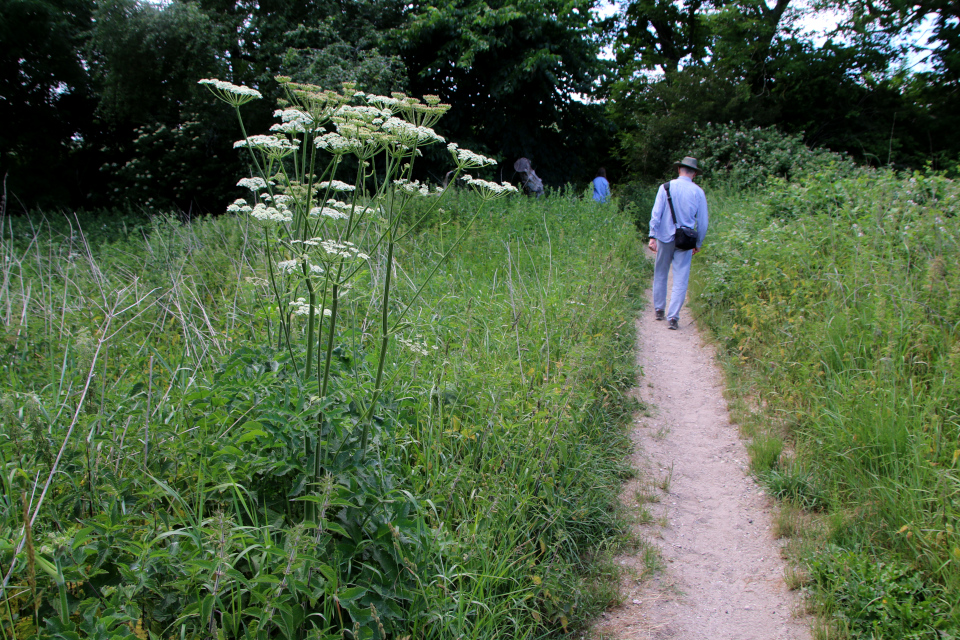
[[667, 318, 679, 330], [655, 308, 665, 321]]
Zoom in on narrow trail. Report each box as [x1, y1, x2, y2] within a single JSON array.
[[594, 266, 811, 639]]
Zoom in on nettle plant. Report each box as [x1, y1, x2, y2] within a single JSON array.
[[199, 77, 515, 512]]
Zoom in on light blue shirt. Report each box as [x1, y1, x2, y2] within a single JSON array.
[[592, 177, 610, 203], [649, 176, 709, 248]]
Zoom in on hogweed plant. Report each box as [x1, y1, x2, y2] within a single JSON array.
[[199, 77, 515, 521]]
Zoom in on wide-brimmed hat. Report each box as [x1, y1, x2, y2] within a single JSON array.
[[513, 157, 532, 173], [674, 156, 701, 173]]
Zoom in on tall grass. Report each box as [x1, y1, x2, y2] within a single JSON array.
[[691, 169, 960, 638], [0, 193, 647, 639]]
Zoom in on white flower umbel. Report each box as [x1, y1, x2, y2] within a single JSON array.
[[234, 135, 299, 158], [393, 179, 438, 196], [262, 193, 294, 206], [250, 203, 293, 226], [309, 206, 349, 220], [226, 198, 253, 213], [290, 297, 332, 317], [198, 78, 262, 107], [237, 177, 270, 191], [317, 180, 356, 192], [274, 108, 315, 127], [277, 258, 325, 278], [364, 94, 401, 113], [448, 143, 497, 169], [315, 132, 359, 155], [466, 177, 518, 200], [396, 336, 431, 357], [336, 105, 393, 124], [381, 117, 445, 147], [320, 239, 369, 261]]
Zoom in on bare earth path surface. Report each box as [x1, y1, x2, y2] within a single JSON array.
[[593, 276, 811, 639]]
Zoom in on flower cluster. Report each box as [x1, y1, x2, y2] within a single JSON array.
[[448, 143, 497, 169], [318, 180, 355, 192], [237, 177, 270, 191], [234, 135, 300, 158], [394, 179, 438, 196], [198, 78, 262, 106], [309, 206, 349, 220], [289, 297, 332, 317], [314, 132, 359, 155], [320, 239, 369, 261], [397, 335, 438, 357], [270, 109, 316, 135], [381, 117, 445, 147], [250, 203, 293, 225], [465, 177, 518, 200], [226, 198, 253, 214], [277, 257, 324, 278]]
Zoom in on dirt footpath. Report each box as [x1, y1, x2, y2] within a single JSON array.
[[593, 280, 811, 640]]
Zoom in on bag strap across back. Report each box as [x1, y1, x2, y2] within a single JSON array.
[[664, 182, 679, 227]]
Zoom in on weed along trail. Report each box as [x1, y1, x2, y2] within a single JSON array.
[[594, 274, 810, 639]]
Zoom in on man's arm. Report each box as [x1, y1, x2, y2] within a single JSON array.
[[648, 185, 666, 252], [696, 189, 709, 248]]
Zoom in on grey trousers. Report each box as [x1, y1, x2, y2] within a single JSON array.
[[652, 240, 693, 321]]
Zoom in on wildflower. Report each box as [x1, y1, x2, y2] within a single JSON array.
[[289, 297, 332, 317], [273, 108, 315, 130], [319, 239, 368, 261], [397, 336, 431, 356], [237, 177, 270, 191], [365, 93, 401, 112], [465, 177, 518, 200], [262, 193, 294, 206], [315, 132, 358, 155], [277, 258, 324, 278], [381, 117, 445, 147], [309, 206, 349, 220], [198, 78, 262, 106], [394, 179, 437, 196], [250, 203, 292, 226], [448, 143, 497, 169], [234, 135, 299, 158], [226, 198, 253, 214], [318, 180, 356, 192]]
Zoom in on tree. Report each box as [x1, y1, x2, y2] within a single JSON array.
[[86, 0, 247, 211], [606, 0, 956, 177], [396, 0, 615, 186], [0, 0, 97, 208]]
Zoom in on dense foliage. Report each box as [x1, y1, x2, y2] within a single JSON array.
[[607, 0, 960, 180], [0, 192, 647, 638], [0, 0, 615, 212], [691, 166, 960, 636]]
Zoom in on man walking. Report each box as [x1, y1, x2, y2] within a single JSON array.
[[648, 157, 709, 330]]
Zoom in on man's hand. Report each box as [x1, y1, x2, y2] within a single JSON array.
[[692, 247, 700, 255], [648, 238, 657, 252]]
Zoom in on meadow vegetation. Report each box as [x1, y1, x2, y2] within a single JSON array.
[[0, 192, 646, 639], [0, 77, 649, 639], [690, 141, 960, 638]]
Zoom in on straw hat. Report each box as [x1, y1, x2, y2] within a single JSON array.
[[674, 156, 701, 173]]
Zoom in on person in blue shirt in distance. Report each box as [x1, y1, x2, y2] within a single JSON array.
[[592, 167, 610, 203]]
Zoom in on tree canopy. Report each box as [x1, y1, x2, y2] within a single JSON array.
[[1, 0, 958, 211]]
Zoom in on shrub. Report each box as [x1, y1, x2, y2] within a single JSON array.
[[687, 122, 852, 190]]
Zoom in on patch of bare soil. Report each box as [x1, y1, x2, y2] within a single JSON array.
[[593, 273, 811, 639]]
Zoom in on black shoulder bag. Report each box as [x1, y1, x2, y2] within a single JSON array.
[[664, 183, 698, 251]]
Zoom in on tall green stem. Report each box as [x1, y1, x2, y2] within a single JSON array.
[[360, 238, 394, 456]]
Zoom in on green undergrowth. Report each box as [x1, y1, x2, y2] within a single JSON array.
[[0, 194, 648, 639], [690, 169, 960, 638]]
